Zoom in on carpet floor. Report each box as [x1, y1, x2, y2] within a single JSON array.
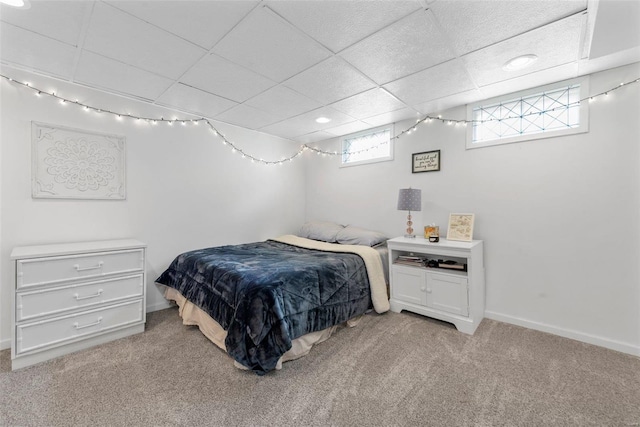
[[1, 307, 639, 426]]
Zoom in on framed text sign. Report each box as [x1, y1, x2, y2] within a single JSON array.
[[412, 150, 440, 173]]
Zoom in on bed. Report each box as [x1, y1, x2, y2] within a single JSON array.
[[155, 223, 390, 375]]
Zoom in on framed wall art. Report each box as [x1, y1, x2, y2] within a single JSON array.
[[447, 213, 475, 242], [32, 122, 126, 200], [412, 150, 440, 173]]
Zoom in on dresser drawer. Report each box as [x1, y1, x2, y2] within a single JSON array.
[[15, 299, 144, 355], [16, 274, 144, 322], [16, 249, 144, 289]]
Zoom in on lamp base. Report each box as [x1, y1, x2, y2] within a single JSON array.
[[404, 212, 416, 238]]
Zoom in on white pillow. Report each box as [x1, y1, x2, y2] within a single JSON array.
[[297, 221, 345, 243], [336, 226, 388, 247]]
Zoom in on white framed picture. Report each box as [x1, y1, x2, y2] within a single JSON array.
[[31, 122, 126, 200], [447, 213, 475, 242]]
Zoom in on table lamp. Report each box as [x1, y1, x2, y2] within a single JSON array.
[[397, 188, 421, 238]]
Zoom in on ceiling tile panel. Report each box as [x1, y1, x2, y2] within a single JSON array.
[[463, 13, 586, 87], [0, 23, 76, 79], [244, 85, 321, 121], [362, 107, 420, 127], [155, 83, 238, 118], [180, 54, 276, 103], [412, 89, 483, 116], [215, 104, 281, 129], [283, 57, 376, 105], [294, 131, 335, 144], [340, 10, 455, 85], [430, 0, 587, 56], [384, 60, 476, 106], [261, 106, 356, 138], [330, 88, 407, 120], [212, 6, 331, 82], [0, 1, 90, 46], [75, 51, 174, 101], [267, 0, 421, 53], [83, 2, 206, 80], [323, 120, 375, 136], [106, 1, 258, 49]]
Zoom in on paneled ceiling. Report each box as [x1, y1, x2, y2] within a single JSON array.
[[1, 0, 639, 143]]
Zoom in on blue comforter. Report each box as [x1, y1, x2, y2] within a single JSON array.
[[155, 239, 372, 375]]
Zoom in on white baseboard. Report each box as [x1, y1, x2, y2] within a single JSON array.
[[484, 310, 640, 357], [146, 300, 173, 313], [0, 337, 10, 351]]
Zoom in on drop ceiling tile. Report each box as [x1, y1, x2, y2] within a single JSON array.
[[155, 83, 238, 118], [0, 23, 76, 79], [83, 2, 205, 80], [261, 106, 356, 138], [75, 51, 174, 101], [323, 121, 375, 137], [329, 88, 407, 120], [362, 107, 419, 127], [181, 54, 276, 103], [294, 131, 335, 144], [476, 63, 579, 100], [462, 13, 586, 87], [340, 10, 455, 85], [106, 1, 258, 49], [244, 85, 321, 121], [412, 89, 483, 116], [212, 6, 331, 82], [215, 104, 281, 129], [0, 1, 90, 46], [430, 0, 587, 56], [384, 60, 476, 106], [267, 1, 421, 53], [283, 57, 376, 105]]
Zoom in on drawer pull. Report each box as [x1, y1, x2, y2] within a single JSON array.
[[74, 289, 103, 301], [74, 317, 102, 330], [74, 261, 104, 272]]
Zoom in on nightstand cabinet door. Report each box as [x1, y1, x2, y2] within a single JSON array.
[[391, 266, 427, 306], [427, 272, 468, 316]]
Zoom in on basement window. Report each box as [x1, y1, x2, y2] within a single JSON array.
[[466, 77, 589, 149], [341, 125, 394, 167]]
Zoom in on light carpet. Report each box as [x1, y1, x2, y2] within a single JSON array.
[[1, 307, 639, 426]]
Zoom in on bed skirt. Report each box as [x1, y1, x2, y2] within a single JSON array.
[[162, 286, 363, 371]]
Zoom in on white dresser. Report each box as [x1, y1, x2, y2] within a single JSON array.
[[11, 239, 146, 370]]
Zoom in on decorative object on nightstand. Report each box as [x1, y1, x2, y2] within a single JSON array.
[[424, 224, 439, 242], [397, 188, 421, 238], [447, 213, 475, 242]]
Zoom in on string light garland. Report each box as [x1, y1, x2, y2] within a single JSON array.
[[2, 74, 638, 164]]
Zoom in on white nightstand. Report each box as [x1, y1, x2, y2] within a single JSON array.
[[387, 236, 485, 334]]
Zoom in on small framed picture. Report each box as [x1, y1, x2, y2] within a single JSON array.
[[447, 213, 475, 242], [412, 150, 440, 173]]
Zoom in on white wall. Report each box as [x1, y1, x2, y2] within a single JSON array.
[[304, 63, 640, 356], [0, 68, 306, 348]]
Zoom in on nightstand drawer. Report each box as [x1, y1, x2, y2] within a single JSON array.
[[16, 274, 144, 322], [15, 299, 144, 355], [16, 249, 144, 289]]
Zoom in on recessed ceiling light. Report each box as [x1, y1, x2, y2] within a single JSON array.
[[0, 0, 30, 8], [315, 117, 331, 124], [503, 54, 538, 72]]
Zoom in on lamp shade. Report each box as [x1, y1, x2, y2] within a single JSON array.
[[397, 188, 421, 211]]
